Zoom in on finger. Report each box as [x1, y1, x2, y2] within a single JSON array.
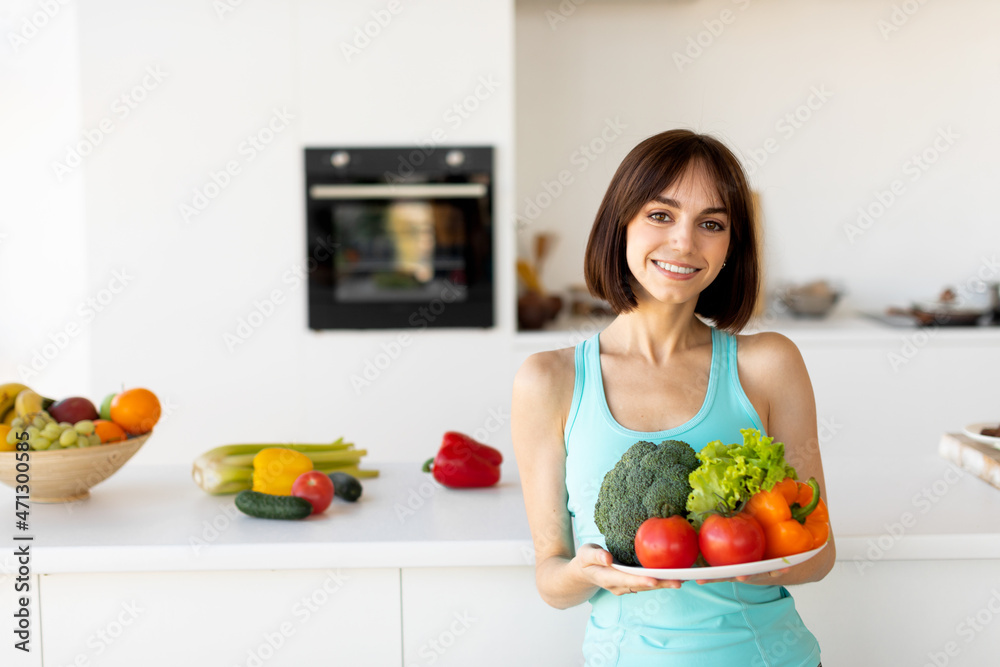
[[696, 577, 730, 585], [579, 544, 612, 567], [593, 551, 611, 566]]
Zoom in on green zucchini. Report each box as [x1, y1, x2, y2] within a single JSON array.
[[328, 472, 362, 502], [235, 490, 312, 520]]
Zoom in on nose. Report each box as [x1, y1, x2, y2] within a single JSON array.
[[667, 221, 695, 254]]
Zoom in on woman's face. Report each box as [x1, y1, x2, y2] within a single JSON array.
[[624, 161, 731, 308]]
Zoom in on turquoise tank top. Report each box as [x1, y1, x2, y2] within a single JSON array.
[[564, 327, 822, 667]]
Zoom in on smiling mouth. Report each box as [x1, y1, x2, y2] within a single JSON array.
[[653, 260, 699, 275]]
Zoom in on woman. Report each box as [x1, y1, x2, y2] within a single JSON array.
[[511, 129, 835, 666]]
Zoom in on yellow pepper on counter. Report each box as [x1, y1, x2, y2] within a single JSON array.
[[252, 447, 313, 495]]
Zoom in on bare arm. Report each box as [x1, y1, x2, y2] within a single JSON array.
[[511, 352, 678, 608], [730, 332, 836, 586]]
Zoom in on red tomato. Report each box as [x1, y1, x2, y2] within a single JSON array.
[[290, 471, 335, 514], [698, 513, 765, 567], [634, 516, 699, 569]]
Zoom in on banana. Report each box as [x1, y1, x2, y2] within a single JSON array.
[[0, 383, 31, 424], [14, 389, 45, 420]]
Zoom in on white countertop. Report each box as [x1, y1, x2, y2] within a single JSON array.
[[823, 453, 1000, 562], [5, 455, 999, 575], [19, 462, 532, 574]]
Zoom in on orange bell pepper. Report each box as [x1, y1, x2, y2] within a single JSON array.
[[745, 477, 828, 560], [795, 480, 830, 549]]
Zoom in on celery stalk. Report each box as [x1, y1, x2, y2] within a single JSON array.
[[313, 464, 380, 478]]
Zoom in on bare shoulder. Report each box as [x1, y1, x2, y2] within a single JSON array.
[[734, 330, 808, 378], [512, 346, 577, 410], [512, 345, 578, 457], [732, 331, 814, 432]]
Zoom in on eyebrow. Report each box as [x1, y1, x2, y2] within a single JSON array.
[[652, 195, 728, 216]]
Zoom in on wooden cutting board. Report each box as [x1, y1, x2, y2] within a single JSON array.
[[939, 432, 1000, 490]]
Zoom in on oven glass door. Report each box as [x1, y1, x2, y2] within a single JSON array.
[[306, 149, 493, 329]]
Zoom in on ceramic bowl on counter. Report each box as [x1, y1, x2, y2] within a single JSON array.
[[776, 281, 842, 318]]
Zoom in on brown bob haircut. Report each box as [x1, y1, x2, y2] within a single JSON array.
[[584, 129, 760, 333]]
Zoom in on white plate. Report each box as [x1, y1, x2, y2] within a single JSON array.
[[611, 543, 827, 581], [963, 423, 1000, 448]]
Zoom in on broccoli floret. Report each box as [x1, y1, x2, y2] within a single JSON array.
[[594, 439, 699, 566]]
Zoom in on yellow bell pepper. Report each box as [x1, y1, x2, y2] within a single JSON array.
[[252, 448, 313, 495]]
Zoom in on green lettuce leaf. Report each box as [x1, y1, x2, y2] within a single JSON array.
[[686, 428, 798, 527]]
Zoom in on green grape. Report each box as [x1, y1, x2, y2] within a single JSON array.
[[74, 420, 95, 436], [33, 436, 52, 451], [42, 423, 62, 440], [26, 426, 41, 439], [59, 429, 78, 446], [5, 429, 17, 446], [31, 416, 47, 430], [58, 422, 72, 429], [88, 433, 102, 447], [10, 417, 24, 430]]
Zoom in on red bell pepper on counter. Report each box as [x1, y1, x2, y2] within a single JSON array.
[[422, 431, 502, 488]]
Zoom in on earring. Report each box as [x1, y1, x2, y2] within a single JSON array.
[[722, 262, 727, 268]]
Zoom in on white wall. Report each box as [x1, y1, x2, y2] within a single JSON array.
[[0, 0, 518, 468], [0, 1, 90, 397], [3, 0, 997, 470], [515, 0, 1000, 311]]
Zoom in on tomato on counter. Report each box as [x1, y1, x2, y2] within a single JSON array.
[[291, 471, 335, 514]]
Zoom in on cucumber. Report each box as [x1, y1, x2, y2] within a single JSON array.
[[328, 472, 362, 502], [235, 490, 312, 520]]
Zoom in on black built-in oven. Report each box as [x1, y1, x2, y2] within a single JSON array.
[[305, 146, 494, 329]]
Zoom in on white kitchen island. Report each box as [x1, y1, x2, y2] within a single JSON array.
[[2, 455, 1000, 667]]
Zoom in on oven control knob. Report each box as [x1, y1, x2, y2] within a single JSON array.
[[330, 151, 350, 168], [445, 150, 465, 167]]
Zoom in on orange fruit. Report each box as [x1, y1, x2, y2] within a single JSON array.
[[109, 388, 161, 435], [93, 419, 127, 443], [0, 424, 13, 452]]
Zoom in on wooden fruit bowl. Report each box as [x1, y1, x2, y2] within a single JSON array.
[[0, 432, 151, 503]]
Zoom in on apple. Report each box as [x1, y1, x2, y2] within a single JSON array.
[[48, 397, 99, 424], [99, 392, 117, 421]]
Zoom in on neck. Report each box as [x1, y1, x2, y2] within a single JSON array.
[[602, 298, 709, 363]]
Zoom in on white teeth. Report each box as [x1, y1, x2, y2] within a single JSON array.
[[654, 260, 697, 274]]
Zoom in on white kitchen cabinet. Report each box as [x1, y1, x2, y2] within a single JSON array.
[[39, 568, 400, 667], [793, 559, 1000, 666], [401, 566, 589, 667], [0, 570, 41, 667]]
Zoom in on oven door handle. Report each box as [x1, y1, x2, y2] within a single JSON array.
[[308, 183, 487, 200]]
